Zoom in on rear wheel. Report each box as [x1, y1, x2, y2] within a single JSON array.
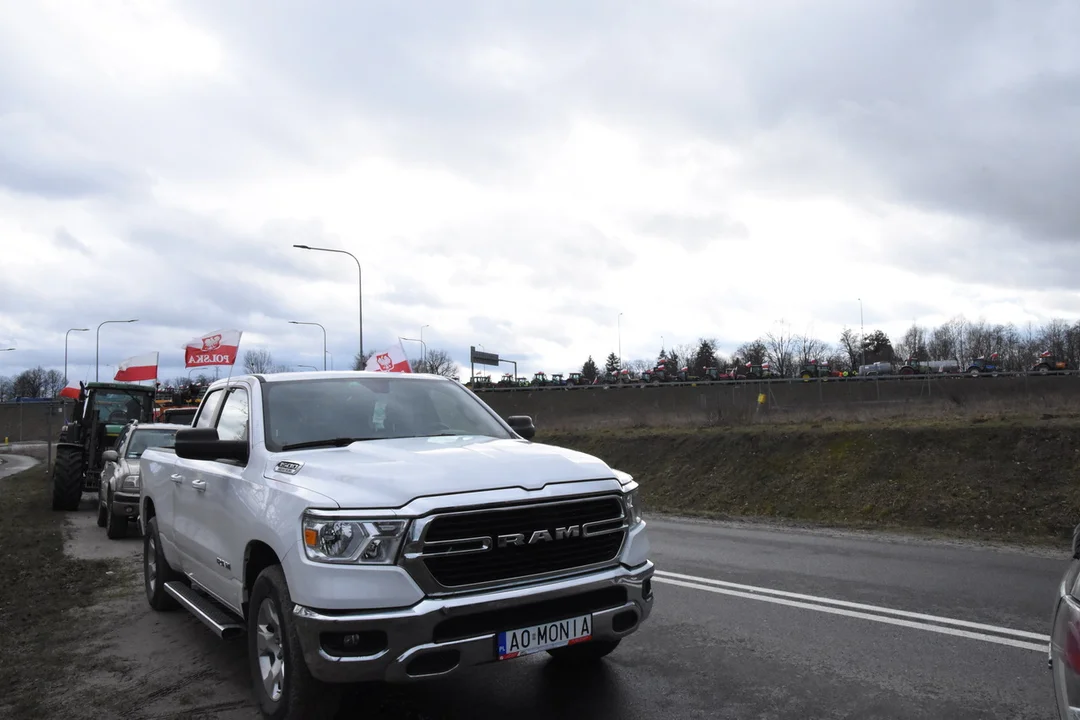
[[51, 447, 84, 511], [547, 638, 621, 664], [248, 565, 340, 720], [105, 489, 127, 539]]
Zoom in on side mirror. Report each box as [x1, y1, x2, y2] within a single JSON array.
[[506, 415, 535, 440], [102, 450, 119, 463], [175, 427, 249, 463]]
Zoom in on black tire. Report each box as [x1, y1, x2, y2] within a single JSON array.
[[546, 638, 621, 663], [96, 499, 107, 527], [144, 516, 181, 611], [248, 565, 341, 720], [105, 489, 127, 540], [51, 447, 85, 511]]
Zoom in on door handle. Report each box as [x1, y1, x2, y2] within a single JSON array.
[[191, 479, 207, 492], [170, 474, 183, 484]]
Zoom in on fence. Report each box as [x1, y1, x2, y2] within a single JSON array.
[[0, 400, 73, 444], [478, 373, 1080, 430]]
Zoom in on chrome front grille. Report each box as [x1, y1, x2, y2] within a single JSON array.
[[406, 495, 628, 591]]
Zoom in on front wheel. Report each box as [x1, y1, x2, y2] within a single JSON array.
[[547, 638, 621, 664], [248, 565, 341, 720], [105, 489, 127, 540], [144, 516, 181, 611]]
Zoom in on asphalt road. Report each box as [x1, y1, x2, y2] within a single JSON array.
[[0, 453, 37, 479], [347, 516, 1068, 720]]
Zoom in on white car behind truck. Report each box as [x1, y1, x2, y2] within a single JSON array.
[[140, 370, 654, 719]]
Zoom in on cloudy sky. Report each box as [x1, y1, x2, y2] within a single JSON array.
[[1, 0, 1078, 383]]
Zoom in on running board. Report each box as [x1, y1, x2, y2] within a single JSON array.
[[164, 581, 245, 639]]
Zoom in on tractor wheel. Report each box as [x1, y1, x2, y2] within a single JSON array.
[[1039, 365, 1050, 375], [51, 447, 85, 512], [801, 373, 811, 381]]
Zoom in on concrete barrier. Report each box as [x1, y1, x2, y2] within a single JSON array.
[[479, 375, 1080, 430]]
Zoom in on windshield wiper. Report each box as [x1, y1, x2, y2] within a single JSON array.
[[280, 437, 376, 451]]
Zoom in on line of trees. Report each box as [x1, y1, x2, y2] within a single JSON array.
[[573, 316, 1080, 381], [0, 366, 65, 401]]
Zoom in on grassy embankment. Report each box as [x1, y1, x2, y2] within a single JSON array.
[[546, 413, 1080, 544], [0, 464, 133, 718]]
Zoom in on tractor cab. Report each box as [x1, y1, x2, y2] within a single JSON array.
[[566, 372, 588, 386], [550, 373, 565, 386], [51, 382, 157, 511], [642, 361, 676, 384], [496, 373, 517, 388], [967, 352, 1003, 376], [468, 375, 494, 389], [1032, 350, 1068, 374], [702, 366, 730, 381], [799, 359, 835, 379], [675, 366, 694, 382]]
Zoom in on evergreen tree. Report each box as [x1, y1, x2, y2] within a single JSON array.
[[581, 355, 599, 382], [692, 339, 717, 373], [604, 352, 620, 373]]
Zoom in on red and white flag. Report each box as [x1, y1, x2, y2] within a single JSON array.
[[58, 380, 81, 400], [184, 329, 242, 368], [114, 351, 159, 382], [365, 342, 413, 373]]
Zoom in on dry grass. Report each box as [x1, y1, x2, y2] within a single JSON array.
[[0, 466, 127, 718], [545, 416, 1080, 543]]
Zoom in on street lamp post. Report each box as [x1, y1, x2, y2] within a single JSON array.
[[618, 313, 623, 369], [65, 328, 89, 384], [96, 319, 138, 381], [325, 351, 333, 370], [289, 320, 327, 371], [400, 337, 428, 371], [293, 245, 363, 363], [858, 298, 865, 368], [297, 364, 318, 371]]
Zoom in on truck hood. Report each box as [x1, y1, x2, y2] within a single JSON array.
[[261, 435, 618, 509]]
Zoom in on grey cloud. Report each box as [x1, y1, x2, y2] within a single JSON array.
[[381, 286, 447, 308], [53, 228, 92, 256], [638, 212, 749, 251]]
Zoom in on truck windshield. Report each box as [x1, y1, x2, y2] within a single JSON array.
[[262, 376, 513, 451]]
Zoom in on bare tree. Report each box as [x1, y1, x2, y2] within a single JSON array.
[[414, 348, 458, 378], [628, 358, 650, 374], [0, 375, 14, 402], [13, 366, 48, 397], [764, 322, 795, 377], [734, 339, 768, 367], [796, 334, 828, 366], [839, 327, 861, 369], [243, 349, 276, 374], [895, 323, 929, 361], [352, 351, 374, 370]]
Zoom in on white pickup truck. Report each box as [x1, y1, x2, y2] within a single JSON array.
[[140, 370, 654, 719]]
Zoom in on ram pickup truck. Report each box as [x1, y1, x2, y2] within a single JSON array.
[[140, 370, 654, 719]]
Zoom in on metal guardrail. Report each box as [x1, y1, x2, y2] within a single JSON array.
[[468, 369, 1073, 392]]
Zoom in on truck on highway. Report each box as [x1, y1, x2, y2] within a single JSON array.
[[139, 370, 654, 719]]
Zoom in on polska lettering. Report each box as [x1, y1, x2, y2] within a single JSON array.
[[188, 353, 233, 364]]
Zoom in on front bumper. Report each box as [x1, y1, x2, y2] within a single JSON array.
[[111, 491, 140, 520], [292, 560, 654, 684]]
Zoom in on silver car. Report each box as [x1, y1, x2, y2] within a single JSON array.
[[1049, 524, 1080, 717], [97, 422, 186, 539]]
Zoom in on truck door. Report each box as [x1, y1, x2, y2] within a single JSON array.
[[176, 385, 249, 607]]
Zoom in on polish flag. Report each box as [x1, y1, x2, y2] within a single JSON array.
[[184, 329, 242, 368], [365, 342, 412, 373], [58, 380, 81, 400], [114, 351, 159, 382]]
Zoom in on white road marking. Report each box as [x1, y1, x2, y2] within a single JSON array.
[[655, 569, 1050, 642], [654, 574, 1049, 653]]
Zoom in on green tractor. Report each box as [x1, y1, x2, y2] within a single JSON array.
[[51, 382, 157, 511]]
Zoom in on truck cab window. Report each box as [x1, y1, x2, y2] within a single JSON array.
[[195, 389, 225, 429], [216, 389, 250, 442]]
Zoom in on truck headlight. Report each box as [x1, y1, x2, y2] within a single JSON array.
[[623, 489, 643, 526], [121, 475, 140, 491], [301, 515, 408, 564]]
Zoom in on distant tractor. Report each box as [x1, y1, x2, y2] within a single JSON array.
[[641, 361, 677, 384], [1032, 351, 1069, 374], [531, 372, 551, 387], [550, 373, 566, 386], [51, 382, 157, 511], [733, 361, 778, 380], [966, 353, 1004, 377], [565, 372, 589, 387], [799, 359, 843, 380], [675, 366, 697, 382], [702, 366, 732, 381], [496, 373, 517, 388], [467, 375, 494, 389]]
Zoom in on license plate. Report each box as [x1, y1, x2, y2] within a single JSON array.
[[497, 614, 593, 660]]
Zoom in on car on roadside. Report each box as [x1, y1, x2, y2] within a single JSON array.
[[139, 371, 654, 720], [97, 422, 185, 539], [1049, 523, 1080, 717]]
